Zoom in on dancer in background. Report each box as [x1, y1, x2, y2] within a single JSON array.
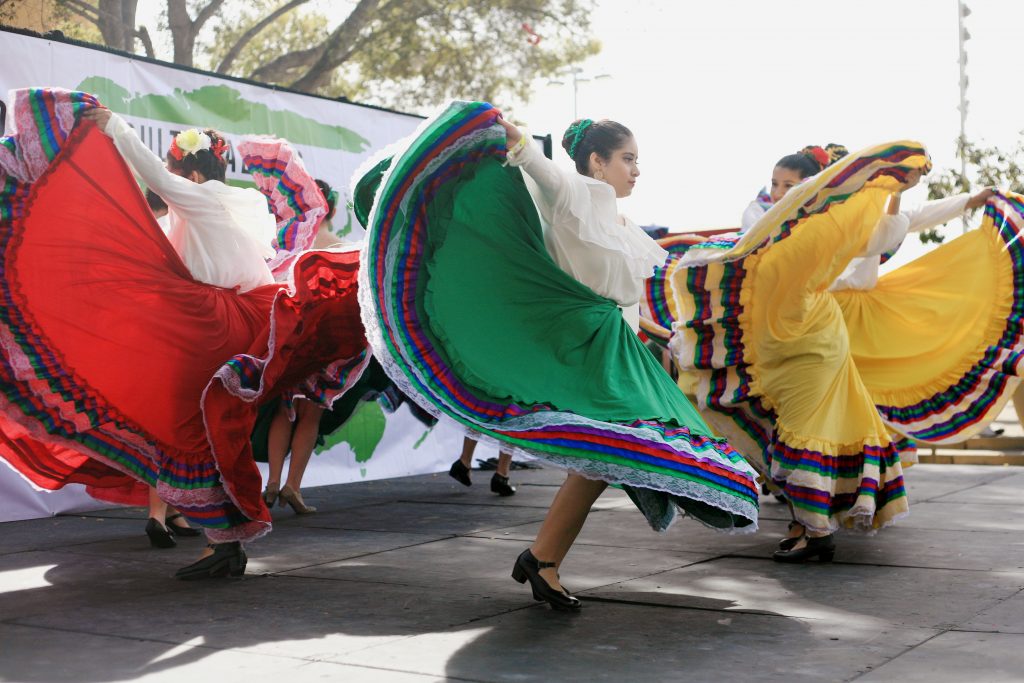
[[449, 437, 516, 497], [740, 144, 848, 232], [357, 102, 759, 612]]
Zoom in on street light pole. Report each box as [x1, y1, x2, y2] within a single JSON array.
[[958, 1, 971, 232], [549, 66, 611, 120]]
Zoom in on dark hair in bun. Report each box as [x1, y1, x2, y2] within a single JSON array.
[[315, 178, 337, 221], [775, 143, 848, 180], [561, 118, 633, 175], [166, 128, 228, 182]]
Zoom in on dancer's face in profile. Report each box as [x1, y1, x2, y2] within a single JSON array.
[[769, 165, 804, 204], [591, 136, 640, 199]]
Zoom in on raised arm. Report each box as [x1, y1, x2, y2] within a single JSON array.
[[81, 108, 217, 211], [500, 119, 592, 224]]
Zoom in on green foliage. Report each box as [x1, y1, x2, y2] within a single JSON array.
[[923, 135, 1024, 244], [339, 0, 600, 109], [201, 0, 600, 109]]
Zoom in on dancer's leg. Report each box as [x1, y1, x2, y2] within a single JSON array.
[[459, 436, 477, 468], [284, 399, 322, 491], [530, 473, 607, 591], [265, 402, 292, 490], [496, 450, 513, 477], [147, 485, 168, 527]]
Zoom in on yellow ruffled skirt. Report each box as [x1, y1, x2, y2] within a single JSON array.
[[660, 142, 1022, 533]]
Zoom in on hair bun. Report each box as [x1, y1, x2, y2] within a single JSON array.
[[824, 143, 848, 165], [800, 145, 831, 169], [561, 118, 594, 160]]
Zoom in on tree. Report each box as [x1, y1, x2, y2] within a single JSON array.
[[8, 0, 600, 110], [923, 135, 1024, 243]]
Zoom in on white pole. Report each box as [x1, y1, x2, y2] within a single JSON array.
[[958, 1, 970, 233]]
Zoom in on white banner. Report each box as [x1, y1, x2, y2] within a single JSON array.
[[0, 29, 501, 522]]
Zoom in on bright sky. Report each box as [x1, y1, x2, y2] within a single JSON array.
[[508, 0, 1019, 264], [136, 0, 1017, 262]]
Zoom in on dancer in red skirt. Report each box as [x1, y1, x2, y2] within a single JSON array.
[[0, 88, 369, 579]]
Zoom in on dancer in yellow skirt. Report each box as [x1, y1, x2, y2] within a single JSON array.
[[663, 141, 1015, 565]]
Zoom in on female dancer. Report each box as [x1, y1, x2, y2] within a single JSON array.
[[0, 89, 368, 579], [741, 145, 848, 232], [356, 103, 759, 611], [668, 140, 1024, 562], [260, 179, 342, 515]]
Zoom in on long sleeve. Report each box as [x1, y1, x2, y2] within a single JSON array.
[[103, 114, 221, 214], [506, 132, 594, 230], [830, 195, 970, 292], [903, 195, 970, 233], [505, 131, 666, 329], [102, 114, 275, 292]]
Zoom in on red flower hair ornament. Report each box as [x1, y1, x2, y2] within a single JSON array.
[[801, 145, 831, 169]]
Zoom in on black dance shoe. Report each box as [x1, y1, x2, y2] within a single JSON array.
[[777, 521, 804, 551], [511, 549, 581, 611], [174, 542, 247, 580], [772, 534, 835, 564], [145, 518, 176, 549], [165, 512, 201, 538], [490, 473, 517, 497], [448, 459, 472, 487]]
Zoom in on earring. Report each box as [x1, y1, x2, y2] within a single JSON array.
[[594, 170, 605, 181]]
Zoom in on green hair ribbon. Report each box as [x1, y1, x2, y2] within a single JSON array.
[[567, 119, 594, 158]]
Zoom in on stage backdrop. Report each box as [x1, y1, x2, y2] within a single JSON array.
[[0, 28, 502, 522]]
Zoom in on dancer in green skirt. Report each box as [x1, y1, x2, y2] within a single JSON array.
[[357, 102, 759, 611]]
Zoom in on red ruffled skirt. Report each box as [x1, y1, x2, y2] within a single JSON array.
[[0, 111, 368, 542]]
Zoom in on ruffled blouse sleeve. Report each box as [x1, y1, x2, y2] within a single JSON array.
[[506, 134, 667, 286], [102, 113, 275, 292]]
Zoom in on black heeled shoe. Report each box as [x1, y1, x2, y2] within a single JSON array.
[[449, 459, 472, 487], [772, 534, 835, 563], [145, 518, 176, 549], [778, 521, 804, 551], [511, 549, 581, 611], [174, 542, 247, 580], [165, 512, 201, 538], [490, 473, 516, 497]]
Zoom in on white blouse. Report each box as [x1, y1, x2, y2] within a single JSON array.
[[103, 114, 276, 292], [506, 134, 668, 332], [831, 194, 970, 291]]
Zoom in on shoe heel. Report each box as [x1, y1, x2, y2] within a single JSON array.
[[511, 564, 527, 584], [227, 557, 247, 578], [818, 549, 835, 563], [146, 518, 176, 549]]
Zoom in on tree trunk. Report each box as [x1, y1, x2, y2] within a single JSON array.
[[96, 0, 137, 52], [167, 0, 225, 67]]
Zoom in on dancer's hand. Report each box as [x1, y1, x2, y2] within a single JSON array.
[[966, 187, 996, 210], [82, 107, 112, 132], [497, 117, 522, 149]]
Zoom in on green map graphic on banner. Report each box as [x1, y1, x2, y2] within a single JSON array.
[[319, 401, 387, 464], [317, 401, 433, 476], [77, 77, 370, 152]]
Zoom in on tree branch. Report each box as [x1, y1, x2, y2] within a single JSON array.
[[250, 44, 326, 82], [216, 0, 310, 74], [57, 0, 101, 25], [135, 25, 155, 58], [289, 0, 382, 93], [193, 0, 226, 32]]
